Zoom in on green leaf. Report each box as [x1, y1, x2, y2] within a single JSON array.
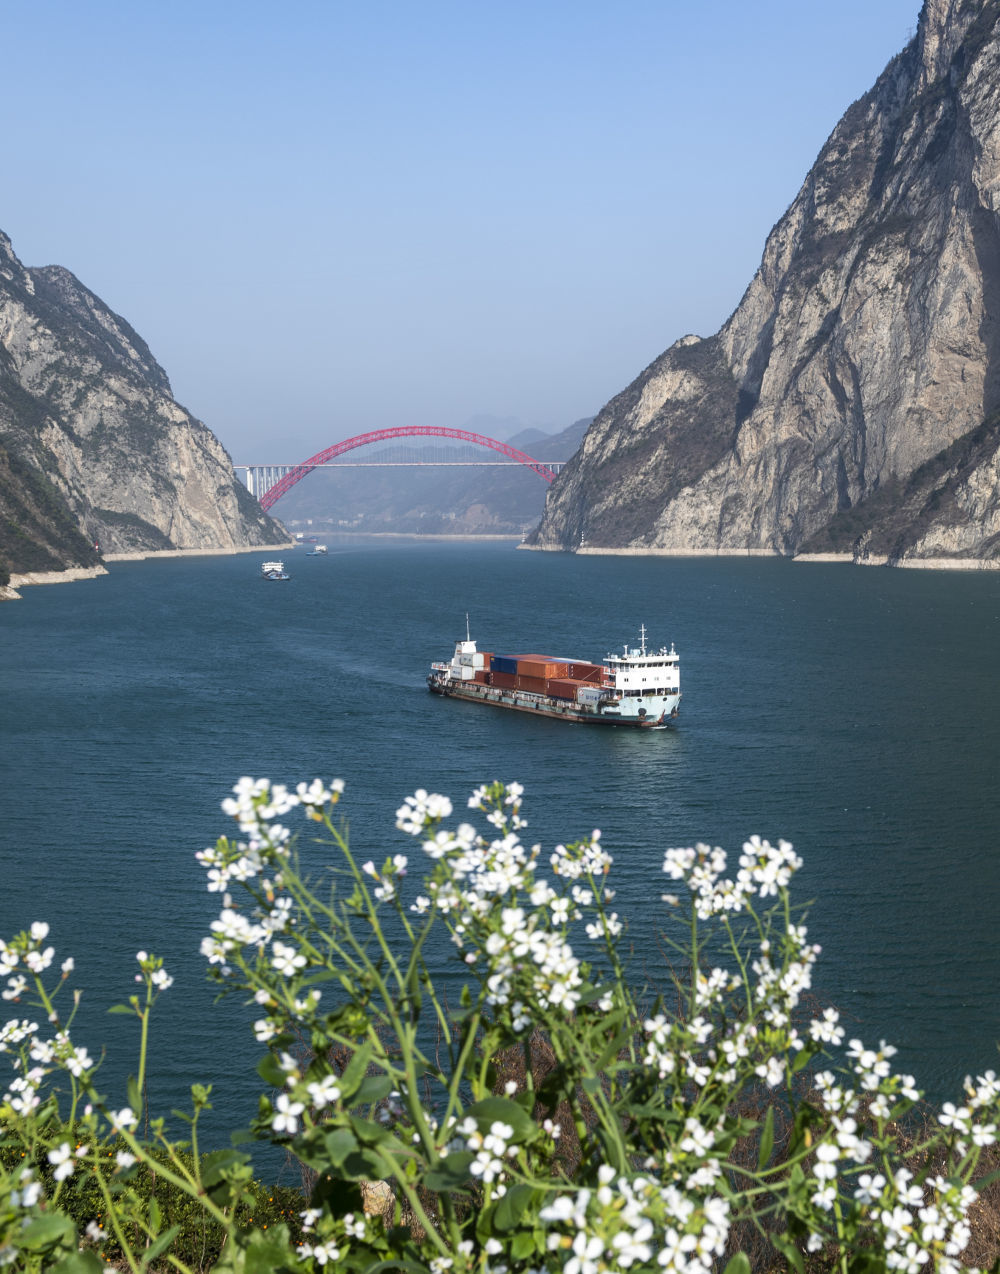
[[18, 1213, 75, 1252], [149, 1196, 162, 1231], [107, 1003, 135, 1015], [511, 1231, 539, 1260], [492, 1183, 537, 1232], [201, 1148, 252, 1188], [347, 1115, 392, 1146], [256, 1052, 287, 1089], [141, 1224, 181, 1267], [423, 1151, 475, 1191], [723, 1256, 752, 1274], [464, 1096, 535, 1142], [363, 1262, 427, 1274], [340, 1144, 392, 1179], [322, 1128, 359, 1168], [338, 1041, 374, 1096], [48, 1254, 105, 1274], [321, 1003, 369, 1037], [576, 980, 614, 1005], [127, 1075, 142, 1115], [758, 1105, 775, 1171], [770, 1233, 805, 1274], [790, 1046, 814, 1074], [241, 1225, 297, 1274], [355, 1075, 394, 1105]]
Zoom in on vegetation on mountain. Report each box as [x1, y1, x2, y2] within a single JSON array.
[[0, 438, 98, 583]]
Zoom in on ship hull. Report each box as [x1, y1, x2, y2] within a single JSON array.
[[427, 675, 679, 727]]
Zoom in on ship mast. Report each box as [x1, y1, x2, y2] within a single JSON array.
[[639, 623, 647, 654]]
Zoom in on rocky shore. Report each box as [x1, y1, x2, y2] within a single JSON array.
[[1, 543, 293, 600]]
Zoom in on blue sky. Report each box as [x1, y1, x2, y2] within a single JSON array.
[[4, 0, 921, 460]]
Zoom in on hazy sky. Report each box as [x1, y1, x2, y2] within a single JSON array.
[[5, 0, 921, 461]]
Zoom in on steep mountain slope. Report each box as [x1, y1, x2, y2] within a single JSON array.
[[0, 231, 285, 576], [530, 0, 1000, 564]]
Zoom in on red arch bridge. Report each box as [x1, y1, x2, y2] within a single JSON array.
[[236, 427, 565, 510]]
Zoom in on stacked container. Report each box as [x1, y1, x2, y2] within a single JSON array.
[[485, 652, 609, 702]]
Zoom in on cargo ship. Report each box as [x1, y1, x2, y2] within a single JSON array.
[[428, 625, 680, 727]]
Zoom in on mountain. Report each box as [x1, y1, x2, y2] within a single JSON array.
[[274, 417, 592, 535], [0, 231, 285, 584], [529, 0, 1000, 566]]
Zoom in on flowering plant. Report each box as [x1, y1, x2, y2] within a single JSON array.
[[1, 778, 1000, 1272]]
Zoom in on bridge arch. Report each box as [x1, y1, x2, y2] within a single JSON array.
[[257, 426, 558, 510]]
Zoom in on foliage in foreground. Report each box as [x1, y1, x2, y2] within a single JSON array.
[[2, 777, 1000, 1272]]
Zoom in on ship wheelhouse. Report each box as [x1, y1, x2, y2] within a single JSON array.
[[604, 625, 679, 699]]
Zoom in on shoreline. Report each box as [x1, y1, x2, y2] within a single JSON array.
[[519, 543, 1000, 570], [519, 544, 785, 557], [101, 542, 293, 563], [7, 539, 998, 600], [294, 531, 524, 541], [2, 564, 109, 601], [1, 543, 294, 600]]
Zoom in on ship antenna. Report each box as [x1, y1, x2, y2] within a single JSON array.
[[466, 612, 471, 642], [640, 623, 647, 654]]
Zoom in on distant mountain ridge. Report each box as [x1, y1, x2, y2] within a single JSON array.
[[529, 0, 1000, 565], [0, 231, 284, 585]]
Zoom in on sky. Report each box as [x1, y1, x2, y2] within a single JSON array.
[[4, 0, 922, 462]]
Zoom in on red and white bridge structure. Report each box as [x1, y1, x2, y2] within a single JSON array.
[[236, 426, 565, 510]]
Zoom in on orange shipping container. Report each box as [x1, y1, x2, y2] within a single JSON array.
[[491, 671, 517, 690], [516, 675, 548, 694], [518, 660, 569, 679], [547, 678, 585, 700], [568, 662, 603, 682]]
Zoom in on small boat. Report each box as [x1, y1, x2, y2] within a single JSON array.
[[261, 560, 290, 580], [306, 545, 328, 555]]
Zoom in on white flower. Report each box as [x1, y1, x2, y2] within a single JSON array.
[[809, 1007, 845, 1045], [271, 1093, 304, 1134], [307, 1075, 342, 1108], [396, 789, 453, 835], [855, 1172, 887, 1205], [47, 1142, 75, 1181], [756, 1056, 784, 1088], [566, 1232, 604, 1274], [271, 941, 307, 977], [939, 1102, 972, 1134], [301, 1240, 341, 1265], [813, 1142, 840, 1182]]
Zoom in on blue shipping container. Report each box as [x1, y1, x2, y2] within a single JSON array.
[[490, 655, 518, 675]]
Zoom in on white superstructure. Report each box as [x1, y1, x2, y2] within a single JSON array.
[[598, 625, 680, 724]]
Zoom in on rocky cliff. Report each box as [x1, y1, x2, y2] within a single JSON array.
[[0, 231, 285, 579], [529, 0, 1000, 565]]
